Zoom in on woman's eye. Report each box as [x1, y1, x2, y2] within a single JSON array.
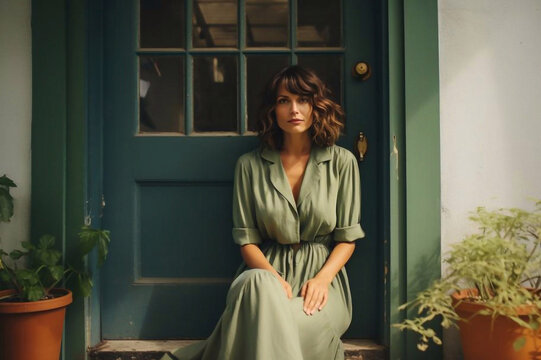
[[299, 97, 309, 103], [277, 98, 288, 104]]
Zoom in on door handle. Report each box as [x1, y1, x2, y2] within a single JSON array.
[[352, 61, 371, 81], [354, 132, 368, 161]]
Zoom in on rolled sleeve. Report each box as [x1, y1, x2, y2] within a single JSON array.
[[333, 224, 365, 242], [232, 228, 262, 246], [232, 156, 262, 246], [333, 152, 365, 242]]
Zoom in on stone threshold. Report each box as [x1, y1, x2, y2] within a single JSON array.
[[88, 339, 386, 360]]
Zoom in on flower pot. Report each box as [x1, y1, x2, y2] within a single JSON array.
[[0, 288, 73, 360], [452, 290, 541, 360]]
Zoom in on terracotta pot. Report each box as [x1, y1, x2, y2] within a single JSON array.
[[0, 288, 73, 360], [452, 289, 541, 360]]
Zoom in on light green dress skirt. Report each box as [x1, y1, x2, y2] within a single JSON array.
[[162, 145, 364, 360], [161, 237, 352, 360]]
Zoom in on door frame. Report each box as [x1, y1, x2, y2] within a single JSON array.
[[30, 0, 440, 359]]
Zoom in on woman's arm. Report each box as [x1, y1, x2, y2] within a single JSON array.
[[240, 244, 293, 298], [301, 242, 356, 315], [300, 151, 363, 315]]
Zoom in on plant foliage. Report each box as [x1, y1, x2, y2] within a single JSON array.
[[0, 175, 16, 222], [0, 174, 110, 302], [394, 200, 541, 351]]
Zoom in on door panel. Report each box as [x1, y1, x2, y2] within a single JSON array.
[[102, 0, 383, 339]]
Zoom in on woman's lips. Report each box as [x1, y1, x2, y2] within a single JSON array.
[[288, 119, 303, 124]]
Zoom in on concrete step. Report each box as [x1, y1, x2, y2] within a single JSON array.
[[88, 339, 386, 360]]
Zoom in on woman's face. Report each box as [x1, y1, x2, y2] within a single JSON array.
[[274, 84, 313, 136]]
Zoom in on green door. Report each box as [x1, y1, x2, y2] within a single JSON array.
[[102, 0, 384, 340]]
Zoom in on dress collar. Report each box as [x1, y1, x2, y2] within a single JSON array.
[[260, 145, 332, 164], [259, 145, 332, 211]]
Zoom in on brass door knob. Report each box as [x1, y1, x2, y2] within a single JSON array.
[[352, 61, 371, 81], [354, 132, 368, 161]]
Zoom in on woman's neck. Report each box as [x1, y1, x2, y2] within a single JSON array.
[[281, 133, 311, 156]]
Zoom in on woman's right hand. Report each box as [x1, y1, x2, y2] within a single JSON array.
[[239, 245, 293, 299], [276, 275, 293, 299]]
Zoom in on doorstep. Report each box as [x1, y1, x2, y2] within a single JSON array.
[[88, 339, 386, 360]]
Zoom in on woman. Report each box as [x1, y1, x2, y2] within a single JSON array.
[[162, 65, 364, 360]]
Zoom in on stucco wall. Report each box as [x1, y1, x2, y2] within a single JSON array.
[[439, 0, 541, 358], [0, 0, 32, 253]]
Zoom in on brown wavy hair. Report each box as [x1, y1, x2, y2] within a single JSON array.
[[257, 65, 345, 150]]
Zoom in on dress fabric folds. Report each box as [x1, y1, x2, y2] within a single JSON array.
[[161, 145, 365, 360]]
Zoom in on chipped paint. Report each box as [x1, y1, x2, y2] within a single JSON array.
[[391, 135, 399, 180]]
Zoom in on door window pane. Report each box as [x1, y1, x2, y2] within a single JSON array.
[[193, 0, 238, 48], [194, 56, 238, 132], [140, 0, 185, 48], [297, 0, 341, 47], [246, 0, 289, 47], [247, 56, 289, 131], [297, 55, 342, 104], [137, 0, 345, 137], [139, 56, 185, 133]]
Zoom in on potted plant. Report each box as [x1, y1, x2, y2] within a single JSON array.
[[394, 200, 541, 360], [0, 175, 110, 360]]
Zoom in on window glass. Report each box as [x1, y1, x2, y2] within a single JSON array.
[[246, 0, 289, 47], [297, 55, 342, 104], [193, 56, 238, 132], [297, 0, 341, 47], [247, 56, 290, 132], [139, 56, 185, 133], [140, 0, 185, 48], [193, 0, 238, 48]]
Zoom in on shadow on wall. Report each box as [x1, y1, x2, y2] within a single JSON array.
[[392, 242, 444, 359]]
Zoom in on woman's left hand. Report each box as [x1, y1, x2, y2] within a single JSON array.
[[300, 276, 331, 315]]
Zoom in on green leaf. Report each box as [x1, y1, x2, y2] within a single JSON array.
[[0, 270, 11, 282], [0, 175, 16, 188], [21, 241, 35, 250], [76, 273, 93, 297], [25, 286, 44, 301], [48, 265, 64, 281], [97, 230, 111, 266], [34, 248, 62, 266], [0, 187, 14, 222], [78, 227, 111, 267], [9, 250, 25, 260], [513, 337, 526, 351], [16, 269, 39, 285], [78, 228, 98, 256], [38, 235, 56, 250]]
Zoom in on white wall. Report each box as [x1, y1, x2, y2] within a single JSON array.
[[0, 0, 32, 253], [439, 0, 541, 358]]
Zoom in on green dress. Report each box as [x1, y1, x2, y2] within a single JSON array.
[[162, 145, 365, 360]]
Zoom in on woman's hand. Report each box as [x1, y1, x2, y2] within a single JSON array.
[[240, 244, 293, 299], [275, 275, 293, 299], [300, 276, 331, 315], [300, 242, 355, 315]]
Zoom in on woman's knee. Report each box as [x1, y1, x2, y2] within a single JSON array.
[[239, 269, 275, 285], [231, 269, 277, 290], [227, 269, 278, 303]]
